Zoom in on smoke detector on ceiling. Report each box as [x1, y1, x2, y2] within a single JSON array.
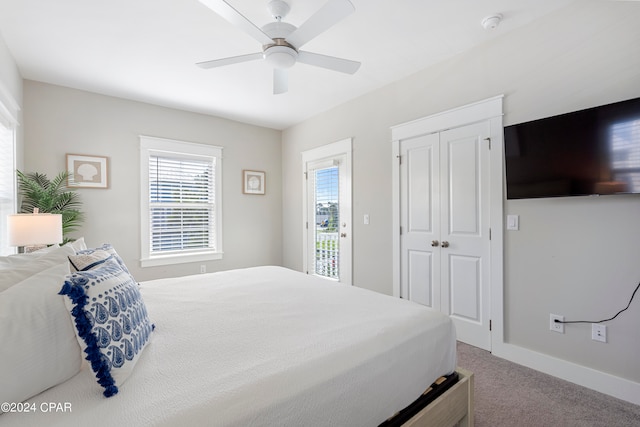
[[481, 14, 503, 30]]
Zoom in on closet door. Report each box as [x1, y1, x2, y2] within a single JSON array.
[[399, 133, 440, 308], [399, 121, 491, 350], [439, 122, 491, 350]]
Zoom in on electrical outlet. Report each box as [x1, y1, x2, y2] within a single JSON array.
[[200, 264, 206, 274], [592, 324, 607, 343], [550, 314, 564, 333]]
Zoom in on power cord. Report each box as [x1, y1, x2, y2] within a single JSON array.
[[554, 281, 640, 324]]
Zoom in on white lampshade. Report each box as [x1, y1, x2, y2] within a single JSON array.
[[7, 213, 63, 247]]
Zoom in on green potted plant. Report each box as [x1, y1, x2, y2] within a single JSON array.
[[16, 170, 84, 244]]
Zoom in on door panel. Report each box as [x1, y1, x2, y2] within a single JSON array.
[[440, 122, 490, 350], [448, 254, 480, 321], [400, 133, 440, 310], [447, 136, 480, 235], [408, 250, 433, 307], [408, 144, 435, 233]]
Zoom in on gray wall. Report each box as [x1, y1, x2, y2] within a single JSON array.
[[282, 0, 640, 385], [23, 81, 283, 281]]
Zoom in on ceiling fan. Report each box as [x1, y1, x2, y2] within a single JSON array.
[[197, 0, 361, 94]]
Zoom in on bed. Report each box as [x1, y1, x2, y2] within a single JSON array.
[[0, 243, 473, 426]]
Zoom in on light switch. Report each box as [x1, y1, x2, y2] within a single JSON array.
[[364, 214, 370, 225], [507, 214, 519, 230]]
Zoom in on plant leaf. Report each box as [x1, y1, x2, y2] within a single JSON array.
[[16, 170, 84, 241]]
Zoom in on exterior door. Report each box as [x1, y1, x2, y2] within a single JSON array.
[[302, 139, 352, 285], [400, 121, 491, 350]]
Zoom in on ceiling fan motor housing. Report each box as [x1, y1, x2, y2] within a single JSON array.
[[262, 21, 296, 40]]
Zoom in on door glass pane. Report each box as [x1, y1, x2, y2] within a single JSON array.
[[314, 166, 339, 279]]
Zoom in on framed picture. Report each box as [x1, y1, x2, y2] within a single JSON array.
[[67, 154, 109, 189], [243, 170, 265, 195]]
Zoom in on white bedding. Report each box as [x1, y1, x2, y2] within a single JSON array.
[[1, 266, 456, 426]]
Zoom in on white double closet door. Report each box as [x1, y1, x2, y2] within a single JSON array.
[[400, 121, 491, 350]]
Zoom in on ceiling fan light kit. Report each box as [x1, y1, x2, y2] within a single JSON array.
[[264, 45, 298, 69], [197, 0, 360, 94]]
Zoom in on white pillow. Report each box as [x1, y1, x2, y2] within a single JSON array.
[[59, 258, 154, 397], [0, 262, 83, 406], [0, 245, 75, 292], [0, 244, 61, 269], [65, 237, 87, 253]]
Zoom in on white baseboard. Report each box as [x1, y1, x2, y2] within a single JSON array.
[[492, 342, 640, 406]]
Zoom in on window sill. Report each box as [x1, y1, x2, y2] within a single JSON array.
[[140, 251, 223, 268]]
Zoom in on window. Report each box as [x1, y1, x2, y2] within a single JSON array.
[[0, 85, 18, 256], [140, 136, 222, 267], [0, 121, 16, 256], [311, 164, 340, 279], [610, 118, 640, 192]]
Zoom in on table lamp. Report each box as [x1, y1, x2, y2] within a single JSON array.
[[7, 208, 63, 253]]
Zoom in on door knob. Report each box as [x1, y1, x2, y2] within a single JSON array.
[[441, 241, 450, 248], [431, 240, 439, 247]]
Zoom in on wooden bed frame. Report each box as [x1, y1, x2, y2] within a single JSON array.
[[403, 368, 474, 427]]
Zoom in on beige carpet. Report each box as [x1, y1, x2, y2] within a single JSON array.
[[456, 342, 640, 427]]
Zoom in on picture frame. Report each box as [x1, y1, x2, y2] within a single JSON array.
[[243, 170, 265, 195], [66, 154, 109, 189]]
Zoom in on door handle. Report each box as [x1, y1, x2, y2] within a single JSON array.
[[441, 241, 450, 248], [431, 240, 439, 247], [340, 233, 347, 238]]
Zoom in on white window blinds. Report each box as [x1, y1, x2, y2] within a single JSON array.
[[149, 154, 215, 253], [313, 166, 339, 232], [140, 136, 222, 267]]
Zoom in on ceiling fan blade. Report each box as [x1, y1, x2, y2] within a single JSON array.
[[196, 52, 263, 69], [286, 0, 355, 48], [297, 51, 360, 74], [199, 0, 273, 45], [273, 68, 288, 95]]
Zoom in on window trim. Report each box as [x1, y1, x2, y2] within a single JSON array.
[[139, 135, 223, 267]]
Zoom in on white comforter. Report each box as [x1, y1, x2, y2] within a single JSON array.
[[1, 266, 456, 426]]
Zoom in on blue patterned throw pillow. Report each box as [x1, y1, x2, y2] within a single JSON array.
[[59, 258, 154, 397], [71, 243, 132, 276]]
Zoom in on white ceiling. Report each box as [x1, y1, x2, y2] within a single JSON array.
[[0, 0, 580, 130]]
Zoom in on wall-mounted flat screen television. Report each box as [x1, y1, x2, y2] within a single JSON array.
[[504, 97, 640, 199]]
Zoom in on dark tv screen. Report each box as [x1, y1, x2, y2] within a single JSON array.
[[504, 97, 640, 199]]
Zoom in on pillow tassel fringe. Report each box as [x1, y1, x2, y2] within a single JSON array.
[[59, 279, 119, 397]]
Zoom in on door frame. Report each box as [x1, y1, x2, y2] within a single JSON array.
[[391, 96, 504, 350], [302, 138, 353, 285]]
